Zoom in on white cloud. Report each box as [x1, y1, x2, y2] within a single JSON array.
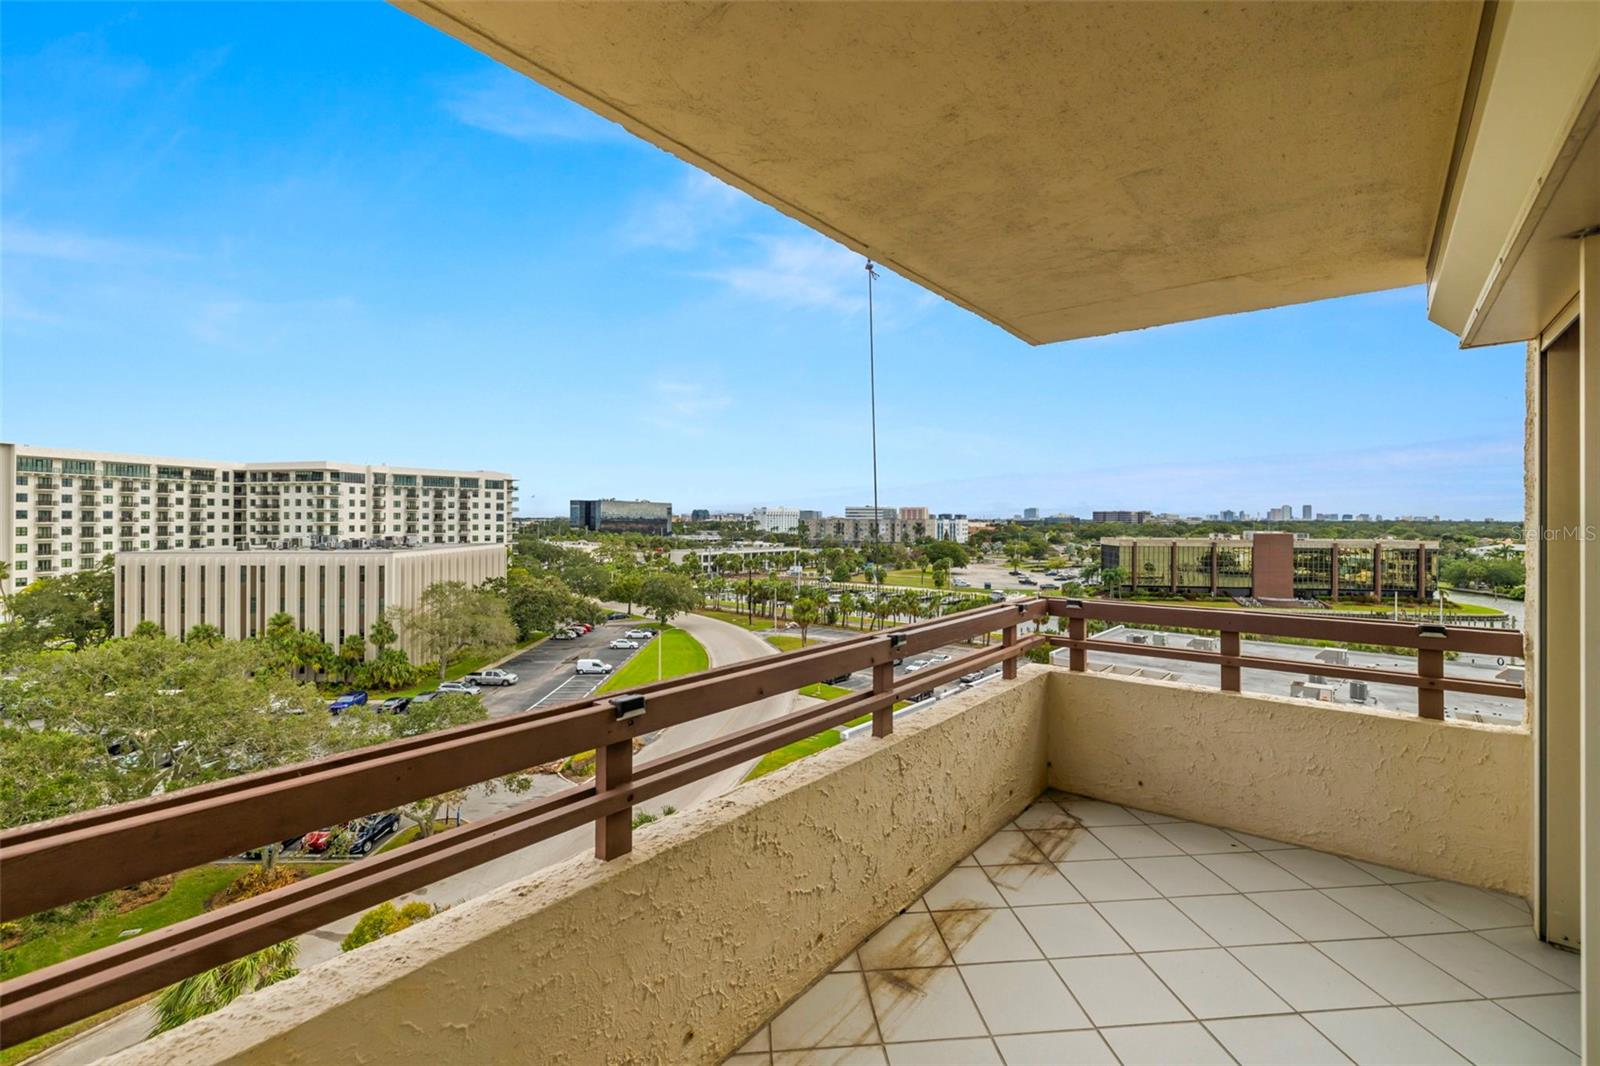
[[643, 380, 732, 435], [1, 222, 187, 265], [441, 70, 629, 144], [619, 170, 750, 251], [699, 234, 867, 314]]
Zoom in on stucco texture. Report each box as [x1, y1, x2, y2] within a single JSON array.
[[103, 671, 1050, 1066], [1044, 670, 1531, 895]]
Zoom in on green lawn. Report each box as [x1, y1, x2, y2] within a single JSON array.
[[595, 625, 709, 693], [765, 634, 806, 653], [798, 682, 852, 700], [2, 862, 328, 980], [695, 608, 776, 633], [2, 867, 248, 979], [746, 730, 842, 780]]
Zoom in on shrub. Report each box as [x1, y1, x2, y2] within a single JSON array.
[[340, 900, 437, 952]]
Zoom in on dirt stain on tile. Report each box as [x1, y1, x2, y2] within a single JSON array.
[[932, 907, 992, 954]]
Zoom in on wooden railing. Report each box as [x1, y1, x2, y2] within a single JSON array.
[[0, 600, 1047, 1046], [1041, 598, 1525, 718], [0, 597, 1525, 1046]]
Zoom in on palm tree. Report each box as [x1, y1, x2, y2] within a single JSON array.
[[151, 941, 298, 1036], [792, 597, 820, 646]]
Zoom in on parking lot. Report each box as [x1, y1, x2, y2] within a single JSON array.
[[476, 620, 651, 717]]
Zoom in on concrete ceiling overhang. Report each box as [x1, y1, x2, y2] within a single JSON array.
[[402, 1, 1483, 345]]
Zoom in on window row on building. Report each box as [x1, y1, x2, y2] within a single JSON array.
[[1099, 533, 1439, 601]]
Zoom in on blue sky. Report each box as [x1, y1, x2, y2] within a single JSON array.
[[2, 3, 1526, 519]]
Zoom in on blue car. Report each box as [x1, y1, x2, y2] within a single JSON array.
[[327, 690, 368, 715]]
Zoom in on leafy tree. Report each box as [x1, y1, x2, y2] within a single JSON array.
[[392, 582, 516, 683], [0, 639, 330, 826], [638, 572, 699, 629], [340, 901, 436, 952], [0, 726, 115, 827], [151, 941, 297, 1036], [0, 560, 116, 655], [184, 623, 224, 645], [367, 613, 398, 655], [607, 570, 644, 614], [130, 620, 165, 639]]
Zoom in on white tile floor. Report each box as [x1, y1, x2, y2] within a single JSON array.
[[727, 793, 1581, 1066]]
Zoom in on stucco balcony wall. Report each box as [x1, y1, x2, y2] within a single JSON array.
[[1044, 669, 1531, 895], [105, 671, 1051, 1066]]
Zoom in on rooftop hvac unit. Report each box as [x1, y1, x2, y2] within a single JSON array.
[[1152, 634, 1167, 647], [1349, 681, 1370, 702], [1309, 674, 1326, 684], [1189, 637, 1219, 652], [1128, 634, 1149, 644]]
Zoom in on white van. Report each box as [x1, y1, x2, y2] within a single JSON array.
[[575, 659, 613, 675]]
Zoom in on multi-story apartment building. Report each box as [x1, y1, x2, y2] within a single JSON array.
[[897, 506, 929, 522], [568, 498, 672, 536], [749, 506, 800, 534], [2, 443, 516, 593], [934, 512, 970, 544], [1099, 531, 1439, 601], [1091, 509, 1151, 524], [842, 505, 898, 521]]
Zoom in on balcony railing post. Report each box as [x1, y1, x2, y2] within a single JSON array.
[[1220, 630, 1241, 692], [1068, 616, 1086, 671], [1002, 623, 1019, 679], [594, 734, 634, 860], [1418, 647, 1445, 720], [871, 661, 895, 737]]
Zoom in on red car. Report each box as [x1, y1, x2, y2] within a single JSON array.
[[302, 827, 336, 853]]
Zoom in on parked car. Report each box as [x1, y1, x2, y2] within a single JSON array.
[[904, 662, 926, 674], [953, 578, 970, 587], [302, 827, 337, 853], [410, 691, 441, 705], [438, 681, 481, 696], [1018, 576, 1036, 586], [1040, 582, 1060, 590], [349, 812, 400, 855], [625, 629, 655, 640], [571, 623, 594, 634], [959, 671, 987, 685], [552, 629, 578, 640], [242, 836, 304, 861], [609, 638, 640, 650], [1008, 569, 1023, 576], [606, 611, 628, 620], [576, 659, 613, 675], [464, 668, 519, 687], [929, 653, 951, 663], [327, 691, 368, 714], [824, 673, 854, 685], [379, 696, 412, 714]]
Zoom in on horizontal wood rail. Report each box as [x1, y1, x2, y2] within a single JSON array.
[[0, 600, 1045, 1047], [1041, 597, 1525, 716]]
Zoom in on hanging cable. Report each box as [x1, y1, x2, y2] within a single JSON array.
[[866, 259, 883, 614]]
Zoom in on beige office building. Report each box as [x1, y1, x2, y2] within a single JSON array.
[[113, 544, 506, 659], [3, 443, 517, 594]]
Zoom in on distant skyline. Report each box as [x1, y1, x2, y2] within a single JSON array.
[[1, 4, 1526, 520]]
